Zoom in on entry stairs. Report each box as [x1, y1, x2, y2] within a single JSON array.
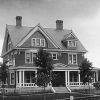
[[52, 87, 71, 93]]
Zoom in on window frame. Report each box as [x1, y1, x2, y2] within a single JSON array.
[[52, 53, 58, 60], [68, 40, 76, 47], [25, 52, 32, 64], [10, 72, 15, 85], [68, 53, 77, 65], [31, 38, 45, 47], [8, 42, 11, 50]]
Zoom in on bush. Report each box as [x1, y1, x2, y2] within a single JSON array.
[[93, 81, 100, 90]]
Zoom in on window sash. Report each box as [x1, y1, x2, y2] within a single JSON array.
[[25, 52, 31, 63], [10, 73, 15, 85], [32, 38, 45, 47], [36, 39, 40, 46], [68, 40, 76, 47], [41, 39, 45, 47], [52, 53, 57, 60], [68, 54, 77, 64]]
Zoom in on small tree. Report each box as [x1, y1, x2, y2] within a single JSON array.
[[0, 61, 9, 100], [79, 58, 93, 85], [34, 48, 53, 90]]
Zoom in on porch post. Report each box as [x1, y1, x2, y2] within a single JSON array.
[[78, 71, 80, 86], [19, 71, 22, 87], [35, 71, 37, 86], [94, 72, 95, 83], [96, 71, 98, 82], [65, 71, 68, 86], [68, 71, 69, 86], [23, 71, 24, 87]]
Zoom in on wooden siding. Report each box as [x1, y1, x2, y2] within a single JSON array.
[[15, 51, 25, 66]]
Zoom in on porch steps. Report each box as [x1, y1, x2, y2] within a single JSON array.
[[53, 87, 71, 93]]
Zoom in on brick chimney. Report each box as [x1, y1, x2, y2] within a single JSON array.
[[16, 16, 22, 27], [56, 20, 63, 30]]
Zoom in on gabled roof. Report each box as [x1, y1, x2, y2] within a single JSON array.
[[44, 28, 87, 52], [1, 24, 87, 56]]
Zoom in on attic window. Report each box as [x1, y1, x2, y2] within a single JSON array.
[[32, 38, 45, 47], [68, 40, 76, 47]]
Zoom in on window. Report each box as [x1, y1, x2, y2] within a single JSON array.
[[32, 39, 35, 46], [52, 53, 57, 60], [32, 38, 45, 47], [41, 39, 45, 47], [25, 51, 37, 64], [36, 39, 40, 46], [32, 53, 37, 63], [68, 40, 76, 47], [68, 54, 77, 64], [8, 42, 11, 50], [25, 52, 31, 63], [10, 73, 15, 85]]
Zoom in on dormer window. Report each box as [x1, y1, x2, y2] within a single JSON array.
[[68, 40, 76, 47], [32, 38, 45, 47]]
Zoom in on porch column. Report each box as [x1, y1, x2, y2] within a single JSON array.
[[19, 71, 22, 87], [78, 71, 80, 86], [35, 71, 37, 87], [94, 72, 95, 83], [65, 71, 68, 86], [23, 71, 24, 87], [96, 71, 98, 82], [16, 71, 18, 84], [68, 71, 69, 86]]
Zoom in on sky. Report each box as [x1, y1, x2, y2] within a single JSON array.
[[0, 0, 100, 68]]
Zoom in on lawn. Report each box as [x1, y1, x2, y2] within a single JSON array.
[[0, 92, 90, 100]]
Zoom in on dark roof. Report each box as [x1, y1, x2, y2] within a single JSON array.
[[1, 24, 87, 56]]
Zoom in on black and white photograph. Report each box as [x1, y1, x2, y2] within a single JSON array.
[[0, 0, 100, 100]]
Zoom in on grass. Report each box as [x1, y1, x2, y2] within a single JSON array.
[[73, 88, 100, 95], [0, 92, 91, 100]]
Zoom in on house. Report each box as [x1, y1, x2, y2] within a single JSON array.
[[1, 16, 98, 90]]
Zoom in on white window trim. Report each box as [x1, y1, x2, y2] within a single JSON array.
[[31, 38, 45, 47], [51, 52, 58, 60], [68, 40, 76, 47], [10, 72, 15, 85], [25, 52, 32, 64], [68, 53, 77, 65]]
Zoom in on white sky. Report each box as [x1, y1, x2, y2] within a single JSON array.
[[0, 0, 100, 68]]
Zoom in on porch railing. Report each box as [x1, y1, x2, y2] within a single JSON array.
[[66, 82, 89, 86], [17, 83, 37, 88]]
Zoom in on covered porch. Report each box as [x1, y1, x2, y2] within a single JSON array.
[[53, 69, 98, 88], [16, 70, 37, 88]]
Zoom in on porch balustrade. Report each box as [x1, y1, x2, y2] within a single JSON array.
[[66, 82, 89, 86], [17, 83, 37, 87]]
